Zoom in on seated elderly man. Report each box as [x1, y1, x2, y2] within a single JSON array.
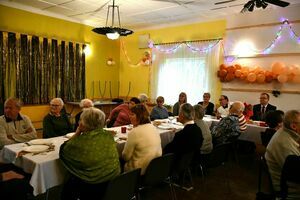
[[265, 110, 300, 194], [211, 101, 244, 146], [0, 97, 37, 150], [164, 103, 203, 157], [74, 99, 94, 131]]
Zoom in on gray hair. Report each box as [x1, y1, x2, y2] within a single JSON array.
[[4, 97, 23, 109], [179, 103, 194, 120], [80, 107, 106, 131], [283, 110, 300, 130], [138, 93, 148, 103], [79, 99, 94, 108], [50, 98, 64, 106], [194, 104, 205, 120], [230, 101, 245, 115]]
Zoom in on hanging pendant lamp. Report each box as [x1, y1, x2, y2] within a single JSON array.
[[92, 0, 133, 40]]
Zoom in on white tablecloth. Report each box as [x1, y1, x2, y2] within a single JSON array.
[[1, 123, 180, 196], [1, 137, 68, 196], [1, 119, 265, 196]]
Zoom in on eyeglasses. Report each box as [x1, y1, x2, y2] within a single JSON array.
[[219, 99, 225, 101], [50, 104, 60, 107]]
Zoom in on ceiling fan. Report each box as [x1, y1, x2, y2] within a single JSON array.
[[241, 0, 290, 13]]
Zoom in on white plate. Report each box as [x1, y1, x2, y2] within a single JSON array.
[[28, 139, 53, 145], [23, 145, 49, 153], [174, 122, 183, 126], [157, 124, 173, 130], [65, 132, 75, 138]]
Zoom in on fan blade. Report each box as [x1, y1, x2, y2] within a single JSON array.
[[215, 0, 236, 5], [264, 0, 290, 7]]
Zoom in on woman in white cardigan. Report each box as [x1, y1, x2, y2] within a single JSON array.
[[122, 104, 162, 174]]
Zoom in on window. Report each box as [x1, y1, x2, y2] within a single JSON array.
[[156, 57, 207, 105]]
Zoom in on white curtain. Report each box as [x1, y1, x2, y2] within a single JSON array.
[[150, 40, 222, 106]]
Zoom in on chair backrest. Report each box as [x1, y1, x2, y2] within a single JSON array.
[[142, 153, 175, 186], [102, 168, 141, 200], [206, 142, 231, 168], [174, 151, 195, 175], [280, 155, 300, 199]]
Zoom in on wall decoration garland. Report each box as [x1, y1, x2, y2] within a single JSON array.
[[217, 62, 300, 83], [120, 39, 152, 67], [224, 19, 300, 63], [148, 39, 221, 54]]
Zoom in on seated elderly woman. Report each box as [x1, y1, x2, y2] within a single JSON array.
[[74, 99, 94, 131], [211, 101, 243, 146], [59, 107, 120, 200], [122, 104, 162, 175], [150, 96, 169, 120], [173, 92, 187, 116], [43, 98, 73, 138], [198, 92, 215, 116], [106, 97, 140, 127], [194, 104, 213, 155]]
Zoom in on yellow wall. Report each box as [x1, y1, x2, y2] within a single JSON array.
[[119, 20, 226, 101], [0, 4, 226, 121], [0, 4, 120, 99]]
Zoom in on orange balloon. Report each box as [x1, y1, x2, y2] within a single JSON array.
[[225, 73, 235, 81], [272, 62, 286, 75], [277, 74, 288, 83], [247, 73, 256, 82], [253, 66, 262, 74], [219, 69, 227, 77], [293, 75, 300, 83], [235, 69, 242, 78], [240, 73, 247, 80], [288, 74, 295, 82], [234, 64, 242, 70], [256, 73, 266, 83], [265, 75, 273, 83], [227, 66, 235, 74], [241, 67, 249, 73], [220, 64, 227, 70], [291, 66, 300, 75]]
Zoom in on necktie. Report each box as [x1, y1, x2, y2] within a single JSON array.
[[262, 106, 265, 114]]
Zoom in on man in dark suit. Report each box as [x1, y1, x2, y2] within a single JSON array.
[[251, 93, 277, 121], [163, 103, 203, 157]]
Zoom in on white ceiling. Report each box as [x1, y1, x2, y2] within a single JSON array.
[[1, 0, 299, 30]]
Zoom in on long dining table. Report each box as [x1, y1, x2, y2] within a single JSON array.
[[0, 118, 267, 196], [0, 122, 182, 196]]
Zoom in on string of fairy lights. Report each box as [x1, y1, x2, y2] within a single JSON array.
[[148, 40, 221, 54], [225, 19, 300, 62], [120, 19, 299, 65], [256, 19, 300, 55]]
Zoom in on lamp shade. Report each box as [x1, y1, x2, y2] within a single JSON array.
[[92, 0, 133, 39]]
